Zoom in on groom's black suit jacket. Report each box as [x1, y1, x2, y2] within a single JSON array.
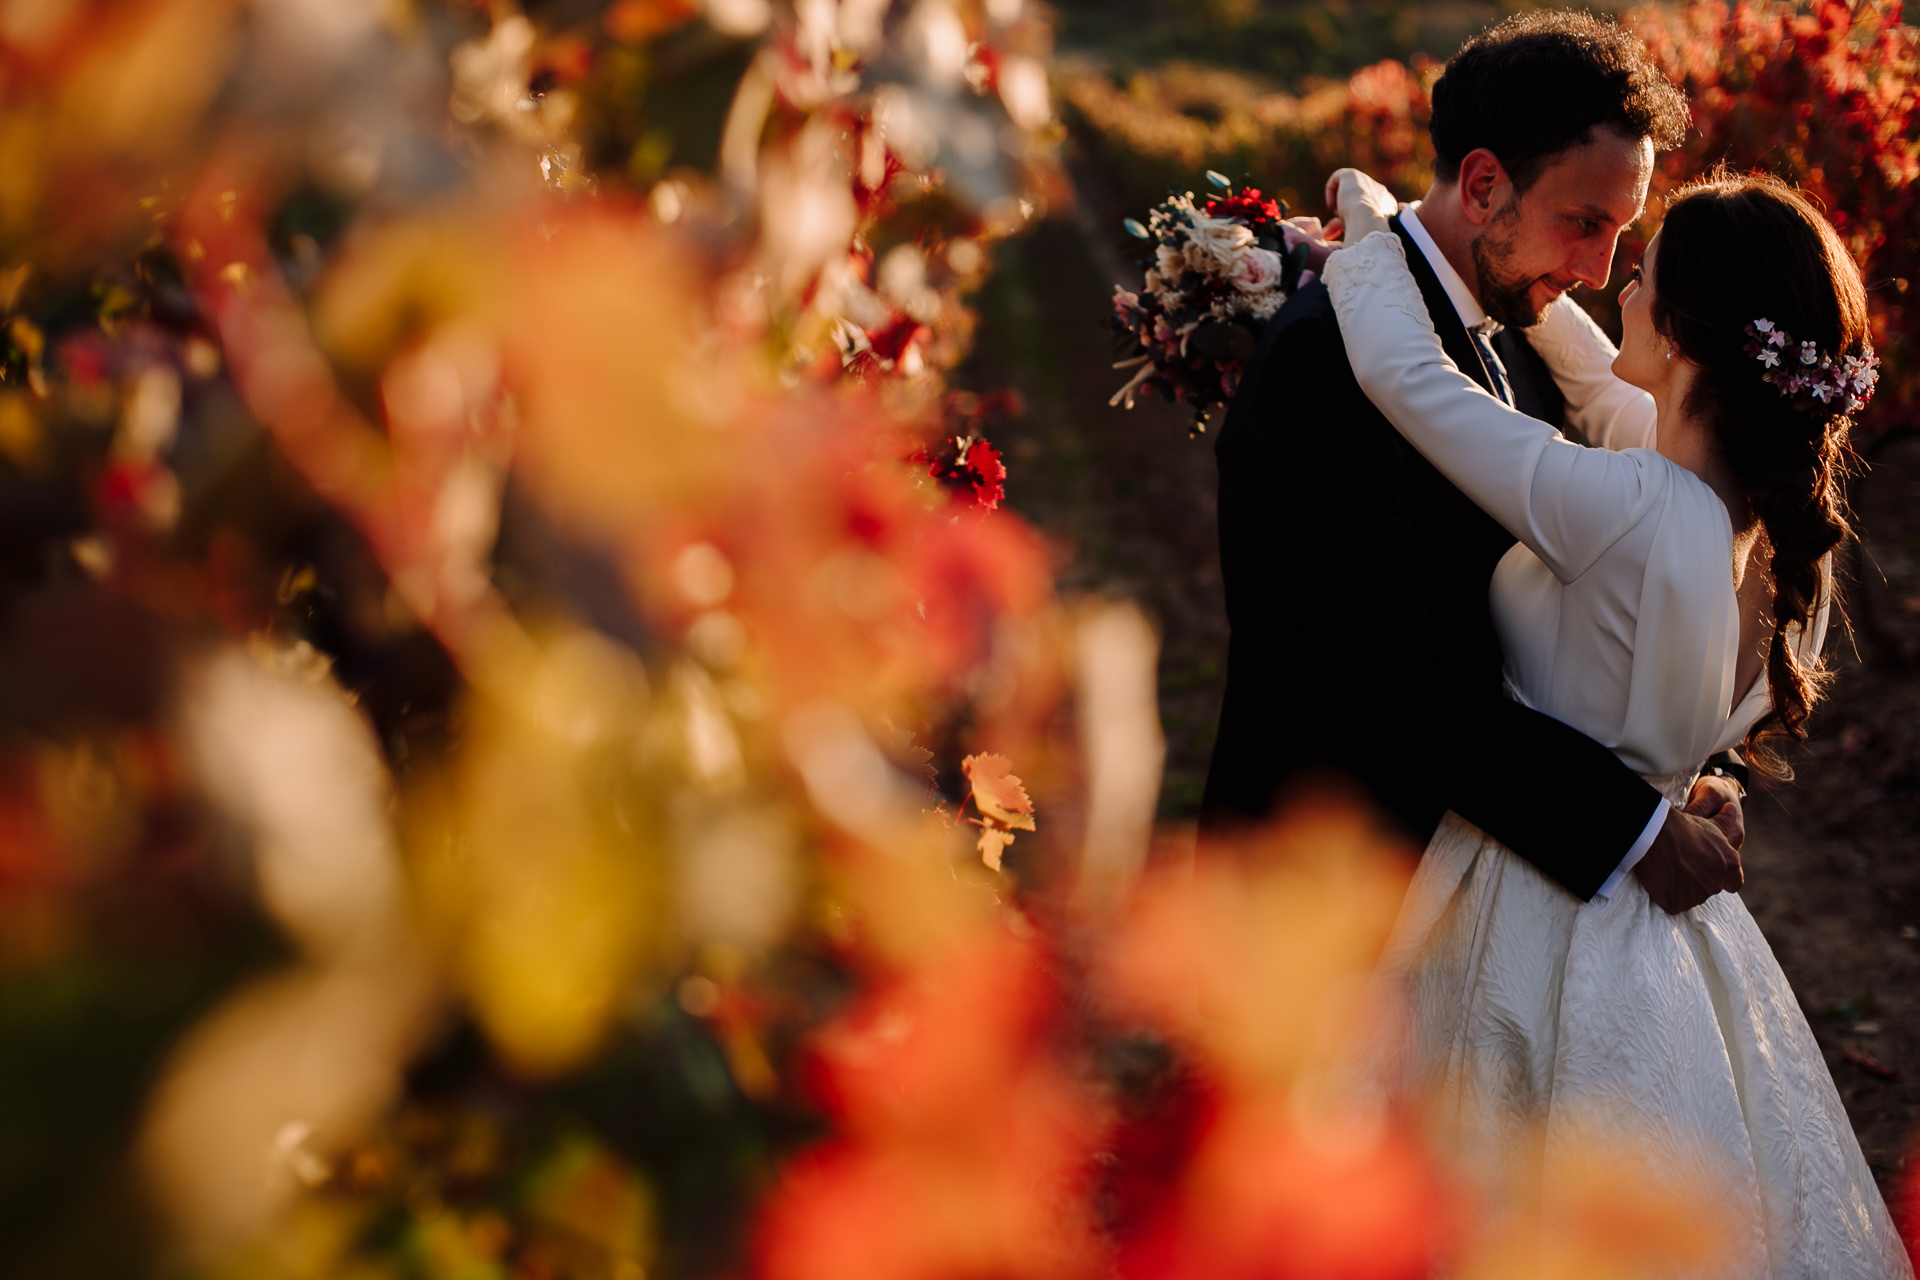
[[1200, 217, 1664, 899]]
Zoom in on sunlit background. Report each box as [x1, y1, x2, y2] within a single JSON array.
[[0, 0, 1914, 1276]]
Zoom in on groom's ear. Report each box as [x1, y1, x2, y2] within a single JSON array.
[[1457, 148, 1512, 226]]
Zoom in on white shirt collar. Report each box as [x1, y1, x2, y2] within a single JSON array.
[[1400, 204, 1493, 332]]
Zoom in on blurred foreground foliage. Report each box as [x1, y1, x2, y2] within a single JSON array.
[[0, 0, 1080, 1272], [0, 1, 1911, 1278]]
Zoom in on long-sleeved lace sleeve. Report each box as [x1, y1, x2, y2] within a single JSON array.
[[1523, 294, 1658, 452], [1323, 232, 1661, 584]]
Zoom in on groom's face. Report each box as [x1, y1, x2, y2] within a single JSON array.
[[1470, 127, 1654, 328]]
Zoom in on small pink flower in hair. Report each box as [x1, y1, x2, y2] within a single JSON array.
[[1747, 317, 1877, 414], [1847, 355, 1878, 395]]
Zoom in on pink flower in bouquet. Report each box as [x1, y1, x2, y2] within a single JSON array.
[[1227, 248, 1285, 294]]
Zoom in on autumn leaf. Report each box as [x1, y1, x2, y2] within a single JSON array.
[[878, 716, 939, 788], [919, 434, 1008, 511], [867, 314, 929, 363], [960, 437, 1007, 511], [977, 826, 1015, 871], [961, 753, 1035, 831]]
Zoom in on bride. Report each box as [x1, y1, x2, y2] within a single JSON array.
[[1322, 166, 1911, 1276]]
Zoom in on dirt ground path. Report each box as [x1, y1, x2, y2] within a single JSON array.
[[965, 168, 1920, 1199], [1738, 430, 1920, 1193]]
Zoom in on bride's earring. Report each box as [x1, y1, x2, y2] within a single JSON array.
[[1664, 346, 1674, 361]]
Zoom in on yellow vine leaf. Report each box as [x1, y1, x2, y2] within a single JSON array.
[[976, 826, 1016, 871]]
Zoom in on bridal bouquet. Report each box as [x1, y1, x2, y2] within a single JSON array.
[[1110, 173, 1318, 430]]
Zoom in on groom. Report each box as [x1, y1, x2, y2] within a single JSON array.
[[1201, 11, 1744, 912]]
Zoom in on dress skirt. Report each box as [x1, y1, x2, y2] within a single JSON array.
[[1371, 808, 1913, 1279]]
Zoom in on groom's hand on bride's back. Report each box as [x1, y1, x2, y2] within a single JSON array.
[[1635, 776, 1746, 913]]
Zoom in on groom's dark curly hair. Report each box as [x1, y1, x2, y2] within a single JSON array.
[[1430, 10, 1690, 192]]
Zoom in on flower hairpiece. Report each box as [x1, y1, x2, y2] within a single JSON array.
[[1744, 319, 1879, 415]]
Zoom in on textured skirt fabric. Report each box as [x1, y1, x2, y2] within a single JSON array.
[[1374, 810, 1913, 1279]]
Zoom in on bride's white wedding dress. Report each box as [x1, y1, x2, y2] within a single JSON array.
[[1323, 230, 1912, 1278]]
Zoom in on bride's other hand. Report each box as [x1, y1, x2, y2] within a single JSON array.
[[1280, 215, 1337, 275], [1684, 774, 1746, 841], [1324, 167, 1398, 243], [1635, 778, 1746, 913]]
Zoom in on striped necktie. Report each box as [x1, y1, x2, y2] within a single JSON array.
[[1471, 321, 1515, 408]]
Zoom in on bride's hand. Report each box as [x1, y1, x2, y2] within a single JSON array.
[[1636, 778, 1745, 913], [1323, 167, 1399, 243]]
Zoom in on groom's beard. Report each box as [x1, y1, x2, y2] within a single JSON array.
[[1470, 197, 1552, 329]]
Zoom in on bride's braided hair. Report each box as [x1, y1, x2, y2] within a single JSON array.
[[1650, 168, 1867, 772]]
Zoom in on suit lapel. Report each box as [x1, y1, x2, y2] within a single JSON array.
[[1389, 214, 1497, 400], [1381, 215, 1517, 555]]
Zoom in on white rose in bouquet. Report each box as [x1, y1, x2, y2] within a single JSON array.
[[1181, 217, 1255, 274]]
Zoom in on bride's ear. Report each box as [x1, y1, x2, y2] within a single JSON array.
[[1457, 148, 1510, 225]]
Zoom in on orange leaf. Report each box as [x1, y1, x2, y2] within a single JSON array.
[[878, 717, 938, 787], [976, 826, 1016, 871], [961, 753, 1035, 831]]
